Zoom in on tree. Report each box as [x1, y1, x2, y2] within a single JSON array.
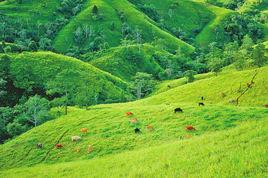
[[0, 107, 13, 143], [132, 72, 156, 99], [0, 78, 7, 99], [6, 121, 26, 137], [208, 57, 225, 75], [47, 70, 84, 115], [75, 79, 101, 109], [184, 70, 197, 83], [23, 95, 51, 127], [74, 26, 84, 46], [92, 5, 99, 15], [252, 43, 267, 67]]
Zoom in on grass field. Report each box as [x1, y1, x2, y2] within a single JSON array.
[[0, 111, 267, 177], [0, 66, 267, 172]]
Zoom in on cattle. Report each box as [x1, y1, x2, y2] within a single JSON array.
[[81, 128, 88, 133], [167, 85, 171, 88], [55, 144, 62, 149], [201, 96, 205, 100], [184, 134, 192, 139], [126, 112, 133, 116], [174, 108, 183, 113], [87, 145, 94, 154], [75, 147, 81, 153], [146, 125, 154, 131], [198, 102, 205, 106], [36, 143, 43, 149], [264, 104, 268, 108], [71, 136, 81, 142], [185, 125, 196, 131], [134, 128, 141, 134], [129, 118, 138, 124], [229, 99, 236, 104]]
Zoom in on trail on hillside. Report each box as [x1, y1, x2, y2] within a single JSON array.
[[40, 129, 70, 163], [235, 70, 259, 105]]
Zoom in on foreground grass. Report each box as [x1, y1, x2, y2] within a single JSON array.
[[1, 118, 267, 178], [0, 66, 267, 170]]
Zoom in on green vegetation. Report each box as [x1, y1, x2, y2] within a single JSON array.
[[1, 117, 267, 178], [0, 66, 267, 170], [0, 0, 268, 177]]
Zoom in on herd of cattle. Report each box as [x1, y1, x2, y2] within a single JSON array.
[[35, 100, 206, 153]]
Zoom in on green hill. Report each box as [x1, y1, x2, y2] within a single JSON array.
[[194, 1, 234, 46], [1, 117, 267, 178], [0, 66, 267, 170], [3, 51, 131, 104], [0, 0, 62, 23], [83, 44, 172, 81], [53, 0, 194, 54]]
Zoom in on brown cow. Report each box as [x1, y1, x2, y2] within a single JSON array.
[[146, 125, 154, 131], [55, 144, 62, 149], [81, 128, 88, 133], [126, 112, 133, 116], [129, 118, 138, 124], [185, 125, 196, 131]]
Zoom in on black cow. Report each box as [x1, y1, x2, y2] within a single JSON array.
[[36, 143, 43, 149], [174, 108, 183, 113], [199, 102, 205, 106], [134, 128, 141, 134]]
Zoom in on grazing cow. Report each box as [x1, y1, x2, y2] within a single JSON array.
[[185, 125, 195, 131], [71, 136, 81, 142], [36, 143, 43, 149], [174, 108, 183, 113], [146, 125, 154, 131], [55, 144, 62, 149], [184, 134, 192, 139], [81, 128, 88, 133], [126, 112, 133, 116], [201, 96, 205, 100], [129, 118, 138, 124], [87, 145, 94, 154], [247, 81, 254, 88], [198, 102, 205, 106], [264, 104, 268, 108], [134, 128, 141, 134], [75, 147, 81, 153], [167, 85, 171, 88]]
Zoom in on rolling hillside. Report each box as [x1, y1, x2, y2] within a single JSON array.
[[1, 117, 267, 178], [0, 66, 267, 170], [84, 44, 171, 81], [0, 0, 268, 177], [3, 51, 132, 103], [53, 0, 194, 53]]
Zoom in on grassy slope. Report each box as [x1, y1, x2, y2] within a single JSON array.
[[53, 0, 194, 53], [143, 66, 268, 107], [85, 44, 170, 81], [130, 0, 214, 38], [6, 51, 131, 101], [194, 1, 234, 46], [0, 0, 61, 23], [1, 118, 267, 178], [0, 66, 267, 170]]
